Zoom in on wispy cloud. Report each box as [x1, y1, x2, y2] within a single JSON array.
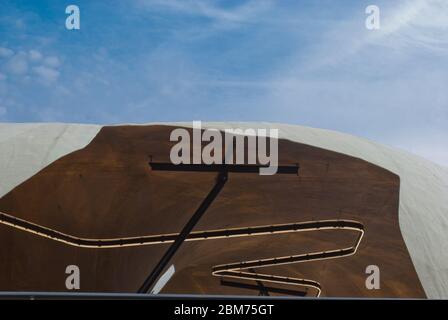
[[377, 0, 448, 51], [137, 0, 273, 24], [5, 51, 28, 75], [1, 46, 61, 84], [33, 65, 60, 84], [0, 47, 14, 58], [305, 0, 448, 69], [250, 0, 448, 166], [28, 49, 42, 61]]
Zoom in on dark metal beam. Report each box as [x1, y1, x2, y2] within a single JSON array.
[[138, 170, 228, 293], [149, 163, 299, 174]]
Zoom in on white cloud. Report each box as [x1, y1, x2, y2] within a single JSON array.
[[138, 0, 272, 28], [28, 50, 42, 61], [275, 0, 447, 75], [0, 47, 14, 58], [5, 52, 28, 75], [364, 0, 448, 54], [43, 56, 61, 68], [33, 65, 60, 83], [1, 47, 62, 84]]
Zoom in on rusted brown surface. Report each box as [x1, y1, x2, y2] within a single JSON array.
[[0, 125, 425, 297]]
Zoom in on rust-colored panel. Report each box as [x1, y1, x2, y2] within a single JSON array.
[[0, 125, 425, 297]]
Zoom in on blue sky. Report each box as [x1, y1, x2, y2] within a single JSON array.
[[0, 0, 447, 166]]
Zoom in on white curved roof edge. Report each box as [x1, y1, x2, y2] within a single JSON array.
[[0, 121, 447, 298], [0, 123, 101, 199]]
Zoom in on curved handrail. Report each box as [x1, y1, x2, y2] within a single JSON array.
[[0, 211, 364, 297]]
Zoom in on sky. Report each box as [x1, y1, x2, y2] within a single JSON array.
[[0, 0, 447, 166]]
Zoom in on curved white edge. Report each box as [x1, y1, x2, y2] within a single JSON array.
[[0, 123, 101, 198], [1, 121, 447, 298]]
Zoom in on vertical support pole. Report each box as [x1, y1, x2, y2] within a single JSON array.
[[138, 170, 228, 293]]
